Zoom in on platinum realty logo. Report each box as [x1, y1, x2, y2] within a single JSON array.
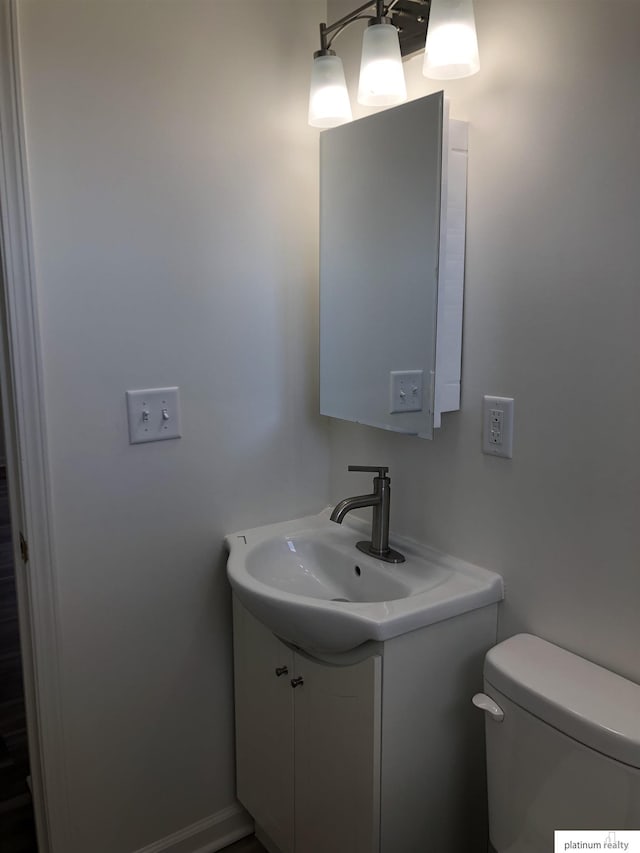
[[555, 831, 640, 851]]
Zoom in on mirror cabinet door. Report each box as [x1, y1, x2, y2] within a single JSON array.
[[320, 91, 444, 438]]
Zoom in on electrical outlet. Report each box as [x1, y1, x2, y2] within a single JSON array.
[[482, 395, 514, 458], [390, 370, 423, 413]]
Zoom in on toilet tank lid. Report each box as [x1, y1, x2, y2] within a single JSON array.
[[485, 634, 640, 769]]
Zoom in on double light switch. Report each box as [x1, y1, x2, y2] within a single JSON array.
[[389, 370, 424, 414], [126, 387, 182, 444]]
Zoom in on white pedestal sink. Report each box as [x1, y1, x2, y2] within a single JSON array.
[[226, 508, 503, 655]]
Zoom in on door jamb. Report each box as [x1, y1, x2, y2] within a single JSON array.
[[0, 2, 72, 850]]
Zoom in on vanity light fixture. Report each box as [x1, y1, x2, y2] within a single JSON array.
[[308, 0, 480, 128], [357, 11, 407, 107], [308, 52, 353, 127], [423, 0, 480, 80]]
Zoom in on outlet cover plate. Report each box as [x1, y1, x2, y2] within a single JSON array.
[[126, 387, 182, 444], [482, 395, 514, 458]]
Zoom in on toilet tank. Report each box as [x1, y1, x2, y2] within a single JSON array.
[[481, 634, 640, 853]]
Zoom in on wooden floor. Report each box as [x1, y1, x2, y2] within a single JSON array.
[[0, 470, 38, 852]]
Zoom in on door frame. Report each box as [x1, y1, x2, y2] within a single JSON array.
[[0, 2, 71, 850]]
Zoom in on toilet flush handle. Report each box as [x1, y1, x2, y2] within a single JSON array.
[[472, 693, 504, 722]]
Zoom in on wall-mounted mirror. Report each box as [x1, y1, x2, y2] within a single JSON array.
[[319, 91, 468, 438]]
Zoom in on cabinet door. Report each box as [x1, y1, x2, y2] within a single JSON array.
[[293, 652, 382, 853], [233, 599, 295, 853]]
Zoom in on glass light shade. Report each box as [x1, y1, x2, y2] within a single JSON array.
[[423, 0, 480, 80], [357, 23, 407, 107], [308, 54, 352, 128]]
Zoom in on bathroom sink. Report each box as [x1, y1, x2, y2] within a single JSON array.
[[226, 510, 503, 654]]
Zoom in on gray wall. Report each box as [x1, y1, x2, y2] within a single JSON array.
[[17, 2, 328, 851], [328, 0, 640, 682]]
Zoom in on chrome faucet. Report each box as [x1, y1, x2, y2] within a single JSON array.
[[330, 466, 405, 564]]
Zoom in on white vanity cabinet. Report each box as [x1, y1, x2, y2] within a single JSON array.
[[228, 511, 504, 850], [233, 598, 381, 853], [232, 595, 498, 853], [233, 599, 296, 853]]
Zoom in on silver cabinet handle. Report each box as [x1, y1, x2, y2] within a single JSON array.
[[290, 676, 304, 688], [275, 666, 289, 677], [472, 692, 504, 722]]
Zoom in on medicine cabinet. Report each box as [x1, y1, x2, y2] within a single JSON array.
[[319, 91, 468, 438]]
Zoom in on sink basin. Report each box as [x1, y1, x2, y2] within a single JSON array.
[[226, 510, 503, 654]]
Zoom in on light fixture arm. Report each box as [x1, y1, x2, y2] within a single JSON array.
[[319, 0, 397, 53]]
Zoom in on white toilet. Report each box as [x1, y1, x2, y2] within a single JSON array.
[[473, 633, 640, 852]]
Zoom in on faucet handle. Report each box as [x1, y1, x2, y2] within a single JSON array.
[[348, 465, 389, 478]]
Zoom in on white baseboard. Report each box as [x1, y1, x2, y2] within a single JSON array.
[[132, 803, 253, 853]]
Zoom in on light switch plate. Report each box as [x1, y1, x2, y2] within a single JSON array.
[[126, 387, 182, 444], [482, 395, 514, 458], [389, 370, 424, 413]]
